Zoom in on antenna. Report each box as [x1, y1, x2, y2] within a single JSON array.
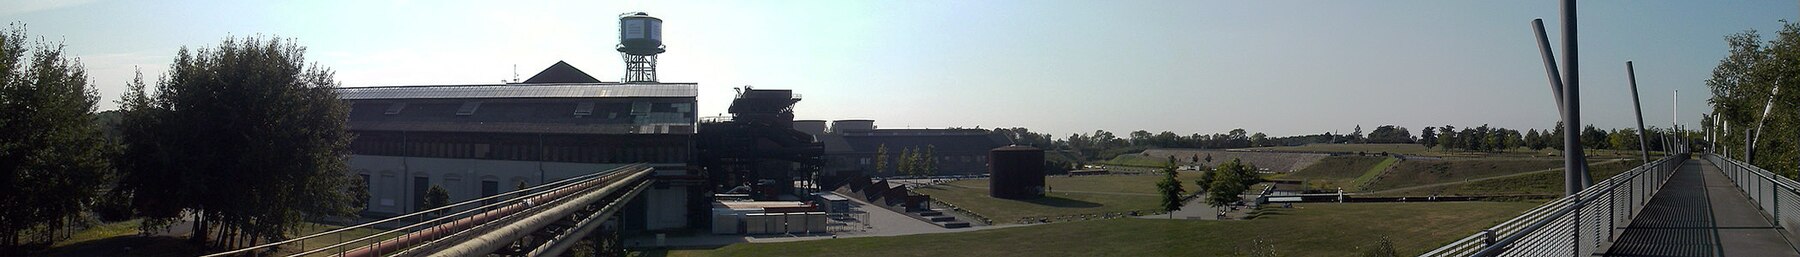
[[512, 64, 520, 83]]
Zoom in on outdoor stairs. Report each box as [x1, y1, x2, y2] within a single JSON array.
[[913, 210, 970, 228]]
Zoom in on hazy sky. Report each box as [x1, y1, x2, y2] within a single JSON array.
[[4, 0, 1794, 137]]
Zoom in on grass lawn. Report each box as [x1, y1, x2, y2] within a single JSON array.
[[916, 173, 1194, 223], [1246, 143, 1432, 155], [1099, 154, 1172, 168], [33, 220, 390, 257], [1363, 158, 1563, 192], [655, 201, 1539, 257], [1276, 156, 1386, 190], [33, 219, 199, 257], [1373, 160, 1642, 196]]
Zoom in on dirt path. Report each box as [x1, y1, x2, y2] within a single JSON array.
[[1359, 159, 1626, 195]]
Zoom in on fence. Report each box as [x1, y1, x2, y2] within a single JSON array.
[[198, 164, 651, 257], [1705, 154, 1800, 234], [1421, 152, 1687, 257]]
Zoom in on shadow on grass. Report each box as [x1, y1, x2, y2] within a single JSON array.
[[1012, 196, 1104, 208], [33, 235, 199, 257]]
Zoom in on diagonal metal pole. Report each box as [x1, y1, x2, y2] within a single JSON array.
[[1532, 18, 1587, 196], [1627, 61, 1650, 165]]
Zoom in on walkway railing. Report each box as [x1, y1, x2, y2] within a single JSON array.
[[1422, 152, 1687, 257], [199, 164, 652, 257], [1706, 154, 1800, 233]]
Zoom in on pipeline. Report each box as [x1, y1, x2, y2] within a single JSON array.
[[428, 166, 654, 257], [337, 165, 650, 257]]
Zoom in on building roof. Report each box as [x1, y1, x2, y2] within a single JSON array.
[[337, 83, 698, 100], [821, 129, 1009, 154], [523, 61, 602, 83]]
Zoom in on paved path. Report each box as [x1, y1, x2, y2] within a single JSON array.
[[1604, 158, 1800, 256]]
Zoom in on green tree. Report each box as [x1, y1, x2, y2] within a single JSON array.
[[874, 144, 889, 176], [1610, 128, 1641, 151], [1420, 126, 1438, 149], [923, 144, 938, 177], [115, 36, 353, 249], [0, 25, 113, 251], [1705, 22, 1800, 177], [423, 185, 450, 216], [1207, 159, 1257, 214], [898, 147, 915, 177], [1156, 159, 1184, 219], [1525, 129, 1546, 151]]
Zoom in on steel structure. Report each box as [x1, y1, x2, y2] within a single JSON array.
[[1423, 150, 1688, 256], [199, 165, 656, 257], [618, 12, 665, 83]]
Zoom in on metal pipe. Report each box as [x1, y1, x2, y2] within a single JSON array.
[[531, 179, 652, 257], [1627, 61, 1650, 165], [430, 168, 652, 257]]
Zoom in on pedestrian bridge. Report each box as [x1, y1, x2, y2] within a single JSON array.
[[200, 164, 655, 257], [1426, 153, 1800, 256]]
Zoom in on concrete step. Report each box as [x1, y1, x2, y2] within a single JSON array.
[[916, 211, 944, 216], [938, 222, 971, 228], [926, 216, 956, 222]]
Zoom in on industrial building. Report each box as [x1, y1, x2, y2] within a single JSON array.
[[340, 12, 702, 231], [810, 120, 1010, 178]]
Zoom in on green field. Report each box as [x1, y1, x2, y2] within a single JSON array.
[[916, 173, 1194, 223], [32, 221, 391, 257], [1363, 158, 1564, 192], [1372, 160, 1642, 196], [655, 201, 1538, 257], [1246, 143, 1432, 155], [1099, 154, 1173, 168], [1277, 156, 1387, 190]]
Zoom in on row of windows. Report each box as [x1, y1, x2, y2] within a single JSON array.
[[855, 155, 987, 165], [350, 139, 691, 163]]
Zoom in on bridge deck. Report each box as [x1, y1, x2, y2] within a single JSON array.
[[1605, 158, 1800, 256]]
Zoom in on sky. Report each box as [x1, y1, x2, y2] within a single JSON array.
[[3, 0, 1795, 138]]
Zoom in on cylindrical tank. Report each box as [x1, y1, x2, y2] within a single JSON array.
[[831, 119, 875, 133], [990, 145, 1046, 199], [793, 120, 828, 137], [617, 12, 665, 55]]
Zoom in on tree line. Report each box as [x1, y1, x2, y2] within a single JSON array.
[[1704, 21, 1800, 178], [0, 25, 355, 253], [993, 127, 1399, 161], [1417, 123, 1684, 153]]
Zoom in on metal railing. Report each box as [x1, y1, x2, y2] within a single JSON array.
[[1422, 151, 1687, 257], [199, 164, 651, 257], [1706, 154, 1800, 233]]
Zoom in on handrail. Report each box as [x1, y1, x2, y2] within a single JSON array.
[[1423, 147, 1688, 257], [199, 164, 650, 257]]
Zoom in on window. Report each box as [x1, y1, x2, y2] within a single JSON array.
[[574, 102, 595, 116], [860, 158, 871, 165], [384, 102, 407, 115], [455, 101, 483, 116]]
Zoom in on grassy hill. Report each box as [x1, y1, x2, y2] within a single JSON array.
[[915, 172, 1196, 223], [1370, 160, 1642, 196], [656, 201, 1539, 257], [1277, 156, 1389, 190], [1362, 158, 1564, 192], [1245, 143, 1432, 155]]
